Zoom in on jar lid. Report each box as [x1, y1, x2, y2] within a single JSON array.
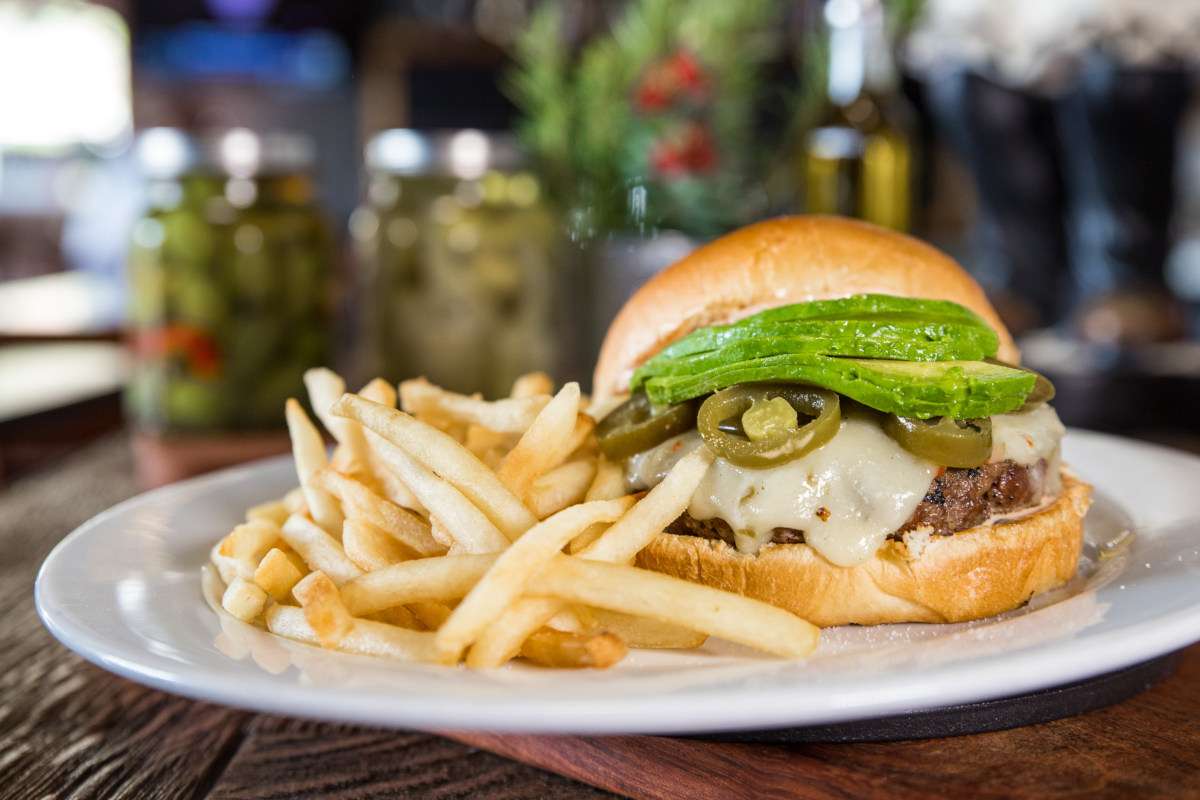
[[365, 129, 526, 178], [135, 127, 316, 178], [135, 127, 197, 178]]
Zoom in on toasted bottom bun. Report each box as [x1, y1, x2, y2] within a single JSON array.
[[635, 473, 1093, 627]]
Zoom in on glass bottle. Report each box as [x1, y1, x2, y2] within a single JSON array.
[[800, 0, 913, 232]]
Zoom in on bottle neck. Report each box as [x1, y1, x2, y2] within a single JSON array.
[[825, 0, 896, 106]]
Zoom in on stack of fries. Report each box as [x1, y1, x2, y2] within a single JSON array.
[[209, 368, 819, 669]]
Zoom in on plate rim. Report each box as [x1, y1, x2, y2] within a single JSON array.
[[33, 429, 1200, 735]]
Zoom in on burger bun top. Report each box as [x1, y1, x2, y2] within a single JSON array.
[[592, 216, 1018, 399]]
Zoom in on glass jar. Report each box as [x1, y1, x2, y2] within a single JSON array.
[[350, 130, 558, 398], [126, 127, 335, 432]]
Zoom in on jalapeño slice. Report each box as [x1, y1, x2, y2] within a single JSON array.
[[595, 392, 699, 462], [697, 383, 840, 468]]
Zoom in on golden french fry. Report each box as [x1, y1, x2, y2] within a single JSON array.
[[342, 518, 418, 572], [567, 525, 605, 555], [279, 513, 362, 587], [222, 577, 268, 622], [282, 547, 308, 573], [254, 547, 304, 602], [518, 628, 627, 669], [311, 468, 443, 556], [399, 376, 551, 433], [282, 486, 307, 516], [374, 438, 510, 554], [304, 368, 370, 474], [246, 499, 289, 527], [218, 519, 281, 562], [340, 554, 498, 616], [527, 459, 598, 520], [435, 498, 634, 664], [210, 540, 255, 585], [585, 455, 628, 502], [408, 600, 453, 630], [464, 425, 513, 470], [356, 380, 426, 511], [264, 605, 439, 661], [573, 606, 707, 650], [211, 370, 824, 670], [468, 447, 714, 665], [428, 517, 455, 551], [465, 596, 572, 668], [496, 382, 581, 499], [364, 605, 422, 630], [285, 398, 344, 535], [333, 393, 536, 542], [358, 378, 397, 407], [531, 556, 819, 659], [293, 570, 354, 648], [580, 446, 714, 563], [509, 371, 554, 398], [562, 413, 598, 460]]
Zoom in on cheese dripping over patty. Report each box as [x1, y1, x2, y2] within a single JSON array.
[[625, 404, 1065, 567]]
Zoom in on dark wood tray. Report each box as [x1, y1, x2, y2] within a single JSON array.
[[442, 644, 1200, 799]]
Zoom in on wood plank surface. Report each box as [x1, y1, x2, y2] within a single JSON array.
[[5, 435, 1200, 800], [0, 436, 621, 800]]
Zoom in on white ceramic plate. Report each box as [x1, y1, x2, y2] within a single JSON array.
[[35, 430, 1200, 735]]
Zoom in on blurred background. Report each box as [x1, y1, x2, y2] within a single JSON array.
[[2, 0, 1199, 487]]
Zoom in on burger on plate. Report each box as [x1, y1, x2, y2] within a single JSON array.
[[592, 216, 1092, 627]]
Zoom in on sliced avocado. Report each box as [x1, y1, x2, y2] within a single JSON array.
[[633, 319, 998, 387], [642, 355, 1036, 419], [737, 294, 992, 328]]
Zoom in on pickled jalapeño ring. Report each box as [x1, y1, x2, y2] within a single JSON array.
[[697, 383, 840, 468], [881, 414, 993, 468], [595, 392, 700, 462]]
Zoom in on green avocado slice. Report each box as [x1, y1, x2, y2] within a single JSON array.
[[652, 296, 998, 362], [642, 355, 1036, 419], [632, 319, 999, 388]]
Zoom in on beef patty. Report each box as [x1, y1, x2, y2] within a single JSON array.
[[665, 459, 1049, 546]]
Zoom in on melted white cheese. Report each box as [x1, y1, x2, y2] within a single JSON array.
[[990, 403, 1065, 494], [624, 404, 1067, 568]]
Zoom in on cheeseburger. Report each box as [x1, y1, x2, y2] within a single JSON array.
[[592, 216, 1091, 627]]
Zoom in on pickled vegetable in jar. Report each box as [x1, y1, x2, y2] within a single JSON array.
[[126, 128, 335, 431], [351, 130, 558, 398]]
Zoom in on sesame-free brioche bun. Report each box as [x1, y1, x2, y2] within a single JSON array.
[[593, 215, 1019, 400], [594, 215, 1089, 627], [635, 474, 1092, 627]]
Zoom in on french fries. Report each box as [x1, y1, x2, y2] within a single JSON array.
[[208, 369, 821, 670], [520, 628, 627, 669], [284, 399, 344, 535], [434, 497, 635, 664]]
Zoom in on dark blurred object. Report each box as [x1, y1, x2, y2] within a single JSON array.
[[130, 428, 291, 489], [904, 1, 1200, 345], [124, 127, 335, 435], [1053, 59, 1192, 343], [1073, 288, 1188, 347], [922, 70, 1070, 333], [358, 14, 512, 142], [0, 215, 66, 282], [1021, 330, 1200, 438], [0, 342, 126, 486]]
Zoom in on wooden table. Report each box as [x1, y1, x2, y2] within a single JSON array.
[[4, 435, 1199, 799]]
